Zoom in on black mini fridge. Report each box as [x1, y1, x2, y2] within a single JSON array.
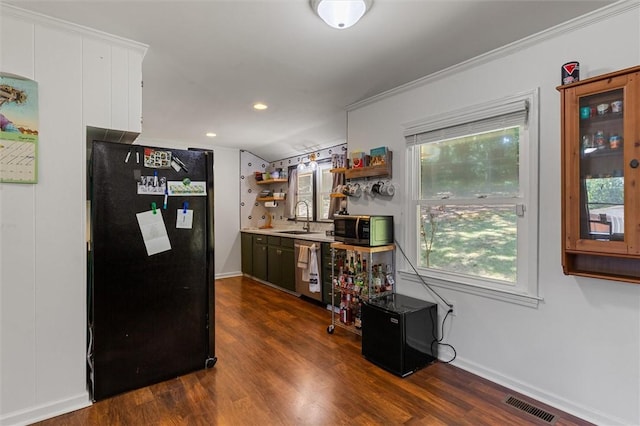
[[362, 294, 437, 377]]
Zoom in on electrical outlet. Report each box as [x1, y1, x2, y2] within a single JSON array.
[[448, 300, 456, 317]]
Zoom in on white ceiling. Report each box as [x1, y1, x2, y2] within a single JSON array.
[[6, 0, 613, 161]]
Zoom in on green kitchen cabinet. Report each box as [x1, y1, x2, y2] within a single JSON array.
[[267, 236, 295, 292], [252, 235, 268, 281], [280, 239, 296, 292], [241, 232, 253, 275]]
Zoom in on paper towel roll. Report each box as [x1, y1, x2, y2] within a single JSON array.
[[265, 201, 278, 208]]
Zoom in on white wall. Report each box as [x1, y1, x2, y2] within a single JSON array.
[[0, 7, 147, 425], [346, 2, 640, 425], [211, 147, 242, 277]]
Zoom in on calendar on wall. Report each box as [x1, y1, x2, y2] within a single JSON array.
[[0, 73, 39, 184]]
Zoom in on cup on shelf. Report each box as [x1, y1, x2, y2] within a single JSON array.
[[595, 131, 606, 149], [348, 183, 362, 197], [379, 183, 395, 196], [596, 103, 609, 116], [371, 181, 391, 195], [580, 106, 591, 119], [611, 100, 623, 114], [609, 135, 622, 149]]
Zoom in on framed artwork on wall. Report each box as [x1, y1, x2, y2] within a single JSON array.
[[0, 73, 39, 183]]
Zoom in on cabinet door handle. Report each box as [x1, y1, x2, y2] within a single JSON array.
[[631, 159, 639, 169]]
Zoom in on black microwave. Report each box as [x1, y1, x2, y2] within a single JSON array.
[[334, 215, 394, 246]]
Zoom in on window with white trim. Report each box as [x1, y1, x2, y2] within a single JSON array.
[[317, 161, 334, 220], [296, 169, 314, 219], [293, 160, 334, 222], [404, 90, 539, 302]]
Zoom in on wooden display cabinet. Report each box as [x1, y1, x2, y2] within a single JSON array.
[[557, 65, 640, 283]]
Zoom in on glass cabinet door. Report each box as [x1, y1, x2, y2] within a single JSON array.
[[578, 88, 624, 242]]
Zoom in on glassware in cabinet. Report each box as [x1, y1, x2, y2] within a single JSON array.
[[327, 242, 395, 335]]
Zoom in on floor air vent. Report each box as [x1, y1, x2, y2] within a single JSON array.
[[503, 395, 557, 424]]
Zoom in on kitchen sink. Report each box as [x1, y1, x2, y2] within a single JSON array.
[[276, 230, 319, 235]]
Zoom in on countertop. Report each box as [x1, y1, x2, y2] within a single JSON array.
[[241, 227, 335, 243]]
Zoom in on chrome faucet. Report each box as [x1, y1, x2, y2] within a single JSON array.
[[294, 200, 310, 232]]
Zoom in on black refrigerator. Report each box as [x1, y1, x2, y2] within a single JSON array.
[[88, 140, 216, 401]]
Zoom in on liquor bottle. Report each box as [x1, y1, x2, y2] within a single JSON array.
[[340, 306, 348, 324], [354, 302, 362, 329], [373, 264, 382, 293], [340, 303, 352, 325], [384, 264, 395, 292]]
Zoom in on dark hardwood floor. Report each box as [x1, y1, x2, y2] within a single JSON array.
[[34, 276, 591, 425]]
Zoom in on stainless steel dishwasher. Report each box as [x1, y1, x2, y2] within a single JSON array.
[[294, 239, 323, 301]]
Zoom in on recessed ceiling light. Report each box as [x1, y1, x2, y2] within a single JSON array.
[[253, 103, 268, 110], [206, 132, 217, 138]]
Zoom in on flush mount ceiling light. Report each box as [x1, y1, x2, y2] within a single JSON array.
[[311, 0, 372, 29], [253, 102, 268, 110], [205, 132, 217, 138]]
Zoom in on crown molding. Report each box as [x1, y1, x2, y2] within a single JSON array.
[[0, 3, 148, 56], [348, 0, 639, 111]]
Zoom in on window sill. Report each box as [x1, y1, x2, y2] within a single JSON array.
[[398, 270, 542, 308]]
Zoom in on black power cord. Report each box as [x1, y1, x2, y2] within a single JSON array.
[[395, 239, 457, 363], [430, 306, 457, 364], [394, 239, 452, 310]]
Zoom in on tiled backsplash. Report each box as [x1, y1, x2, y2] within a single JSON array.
[[240, 145, 346, 230]]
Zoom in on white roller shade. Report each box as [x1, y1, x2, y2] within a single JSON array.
[[404, 96, 530, 146]]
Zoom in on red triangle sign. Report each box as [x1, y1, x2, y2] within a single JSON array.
[[563, 63, 577, 74]]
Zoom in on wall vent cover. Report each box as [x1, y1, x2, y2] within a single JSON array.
[[503, 395, 557, 424]]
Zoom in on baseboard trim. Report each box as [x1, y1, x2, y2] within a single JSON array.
[[0, 392, 91, 426], [215, 271, 242, 279], [447, 355, 629, 426]]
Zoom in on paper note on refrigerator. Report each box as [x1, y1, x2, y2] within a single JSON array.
[[167, 181, 207, 196], [136, 209, 171, 256], [176, 209, 193, 229]]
